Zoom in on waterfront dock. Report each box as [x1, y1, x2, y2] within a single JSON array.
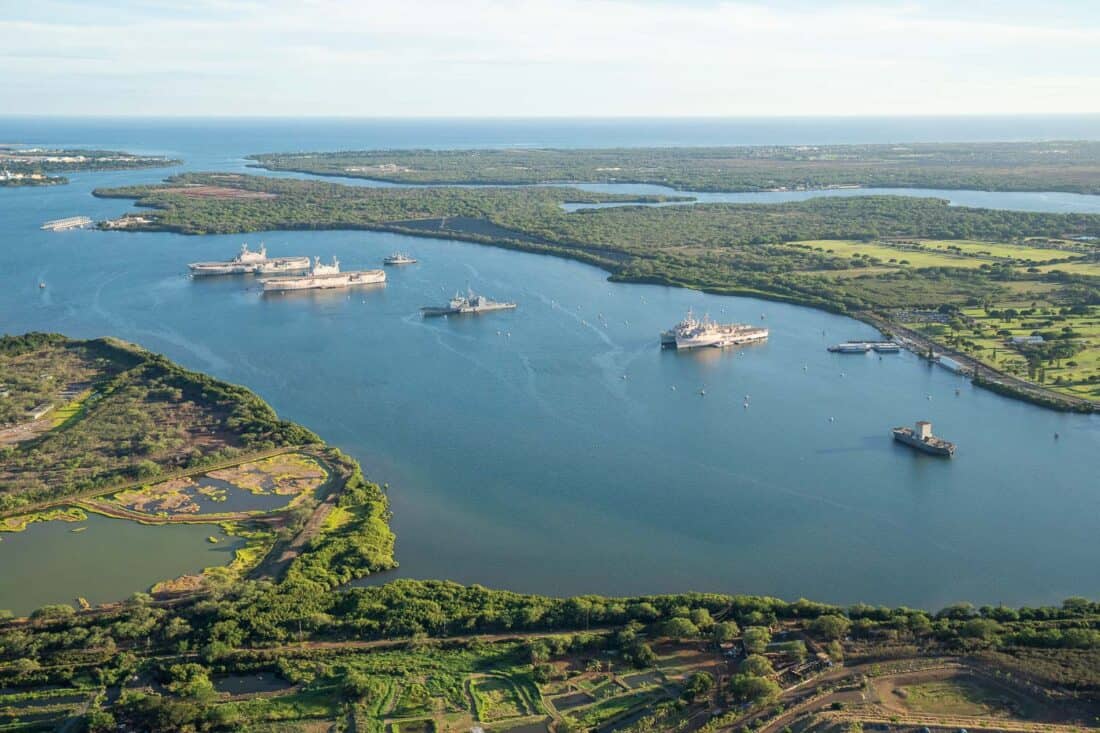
[[40, 216, 93, 231]]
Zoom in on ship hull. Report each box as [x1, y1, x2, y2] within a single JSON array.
[[261, 270, 386, 292], [189, 263, 256, 276], [421, 303, 516, 317], [662, 332, 769, 350], [190, 256, 310, 277], [892, 429, 955, 457]]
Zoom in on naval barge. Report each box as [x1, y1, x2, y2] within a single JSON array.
[[189, 244, 310, 277], [422, 289, 516, 317], [893, 421, 956, 457], [661, 310, 769, 350], [261, 257, 385, 293]]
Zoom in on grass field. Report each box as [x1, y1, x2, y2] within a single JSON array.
[[795, 239, 995, 268], [891, 678, 1022, 717], [917, 238, 1085, 262], [1036, 260, 1100, 277]]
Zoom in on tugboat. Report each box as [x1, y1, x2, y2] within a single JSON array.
[[421, 288, 516, 317], [660, 310, 768, 350], [383, 252, 418, 265], [892, 421, 956, 457]]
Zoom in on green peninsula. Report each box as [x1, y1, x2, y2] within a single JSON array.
[[249, 141, 1100, 193]]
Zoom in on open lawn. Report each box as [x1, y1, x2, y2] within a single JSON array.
[[1036, 260, 1100, 277], [885, 677, 1027, 717], [949, 304, 1100, 400], [795, 239, 996, 269], [917, 238, 1086, 262]]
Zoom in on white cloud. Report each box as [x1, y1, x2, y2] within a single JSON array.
[[0, 0, 1098, 115]]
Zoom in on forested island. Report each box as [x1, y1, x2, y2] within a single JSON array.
[[0, 147, 179, 187], [1, 334, 1099, 732], [249, 141, 1100, 194], [94, 173, 1100, 410]]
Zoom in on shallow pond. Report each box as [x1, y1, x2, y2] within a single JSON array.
[[0, 514, 242, 616]]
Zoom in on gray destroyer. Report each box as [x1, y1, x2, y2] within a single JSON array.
[[422, 289, 517, 317], [189, 243, 309, 277]]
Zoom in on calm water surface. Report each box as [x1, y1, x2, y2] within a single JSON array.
[[0, 516, 241, 615], [0, 118, 1098, 612]]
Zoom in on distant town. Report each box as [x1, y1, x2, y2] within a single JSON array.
[[0, 146, 178, 186]]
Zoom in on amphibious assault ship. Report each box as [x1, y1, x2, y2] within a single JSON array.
[[421, 288, 517, 317], [660, 310, 769, 350], [189, 243, 310, 277], [892, 421, 956, 457], [261, 256, 385, 293]]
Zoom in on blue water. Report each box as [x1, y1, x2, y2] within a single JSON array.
[[1, 118, 1098, 611]]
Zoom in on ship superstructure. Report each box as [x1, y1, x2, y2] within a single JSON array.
[[261, 256, 385, 292], [189, 243, 309, 277], [421, 288, 517, 317], [660, 310, 769, 350]]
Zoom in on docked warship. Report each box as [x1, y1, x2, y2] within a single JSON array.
[[892, 421, 956, 457], [660, 310, 769, 350], [261, 256, 385, 293], [421, 288, 516, 317], [189, 243, 309, 276]]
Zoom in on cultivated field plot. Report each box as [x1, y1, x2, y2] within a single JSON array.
[[470, 675, 528, 721]]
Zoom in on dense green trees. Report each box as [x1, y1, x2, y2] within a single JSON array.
[[0, 335, 319, 510], [250, 142, 1100, 195]]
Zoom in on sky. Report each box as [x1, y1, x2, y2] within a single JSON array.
[[2, 0, 1100, 117]]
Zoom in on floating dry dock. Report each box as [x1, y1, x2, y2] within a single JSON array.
[[893, 421, 956, 457]]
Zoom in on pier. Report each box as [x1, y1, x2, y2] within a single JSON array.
[[40, 216, 93, 231]]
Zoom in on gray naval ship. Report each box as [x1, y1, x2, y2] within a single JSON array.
[[188, 243, 310, 277], [421, 288, 517, 317]]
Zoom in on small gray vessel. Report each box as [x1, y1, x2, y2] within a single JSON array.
[[422, 288, 516, 317]]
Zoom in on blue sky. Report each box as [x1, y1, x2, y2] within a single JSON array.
[[2, 0, 1099, 116]]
